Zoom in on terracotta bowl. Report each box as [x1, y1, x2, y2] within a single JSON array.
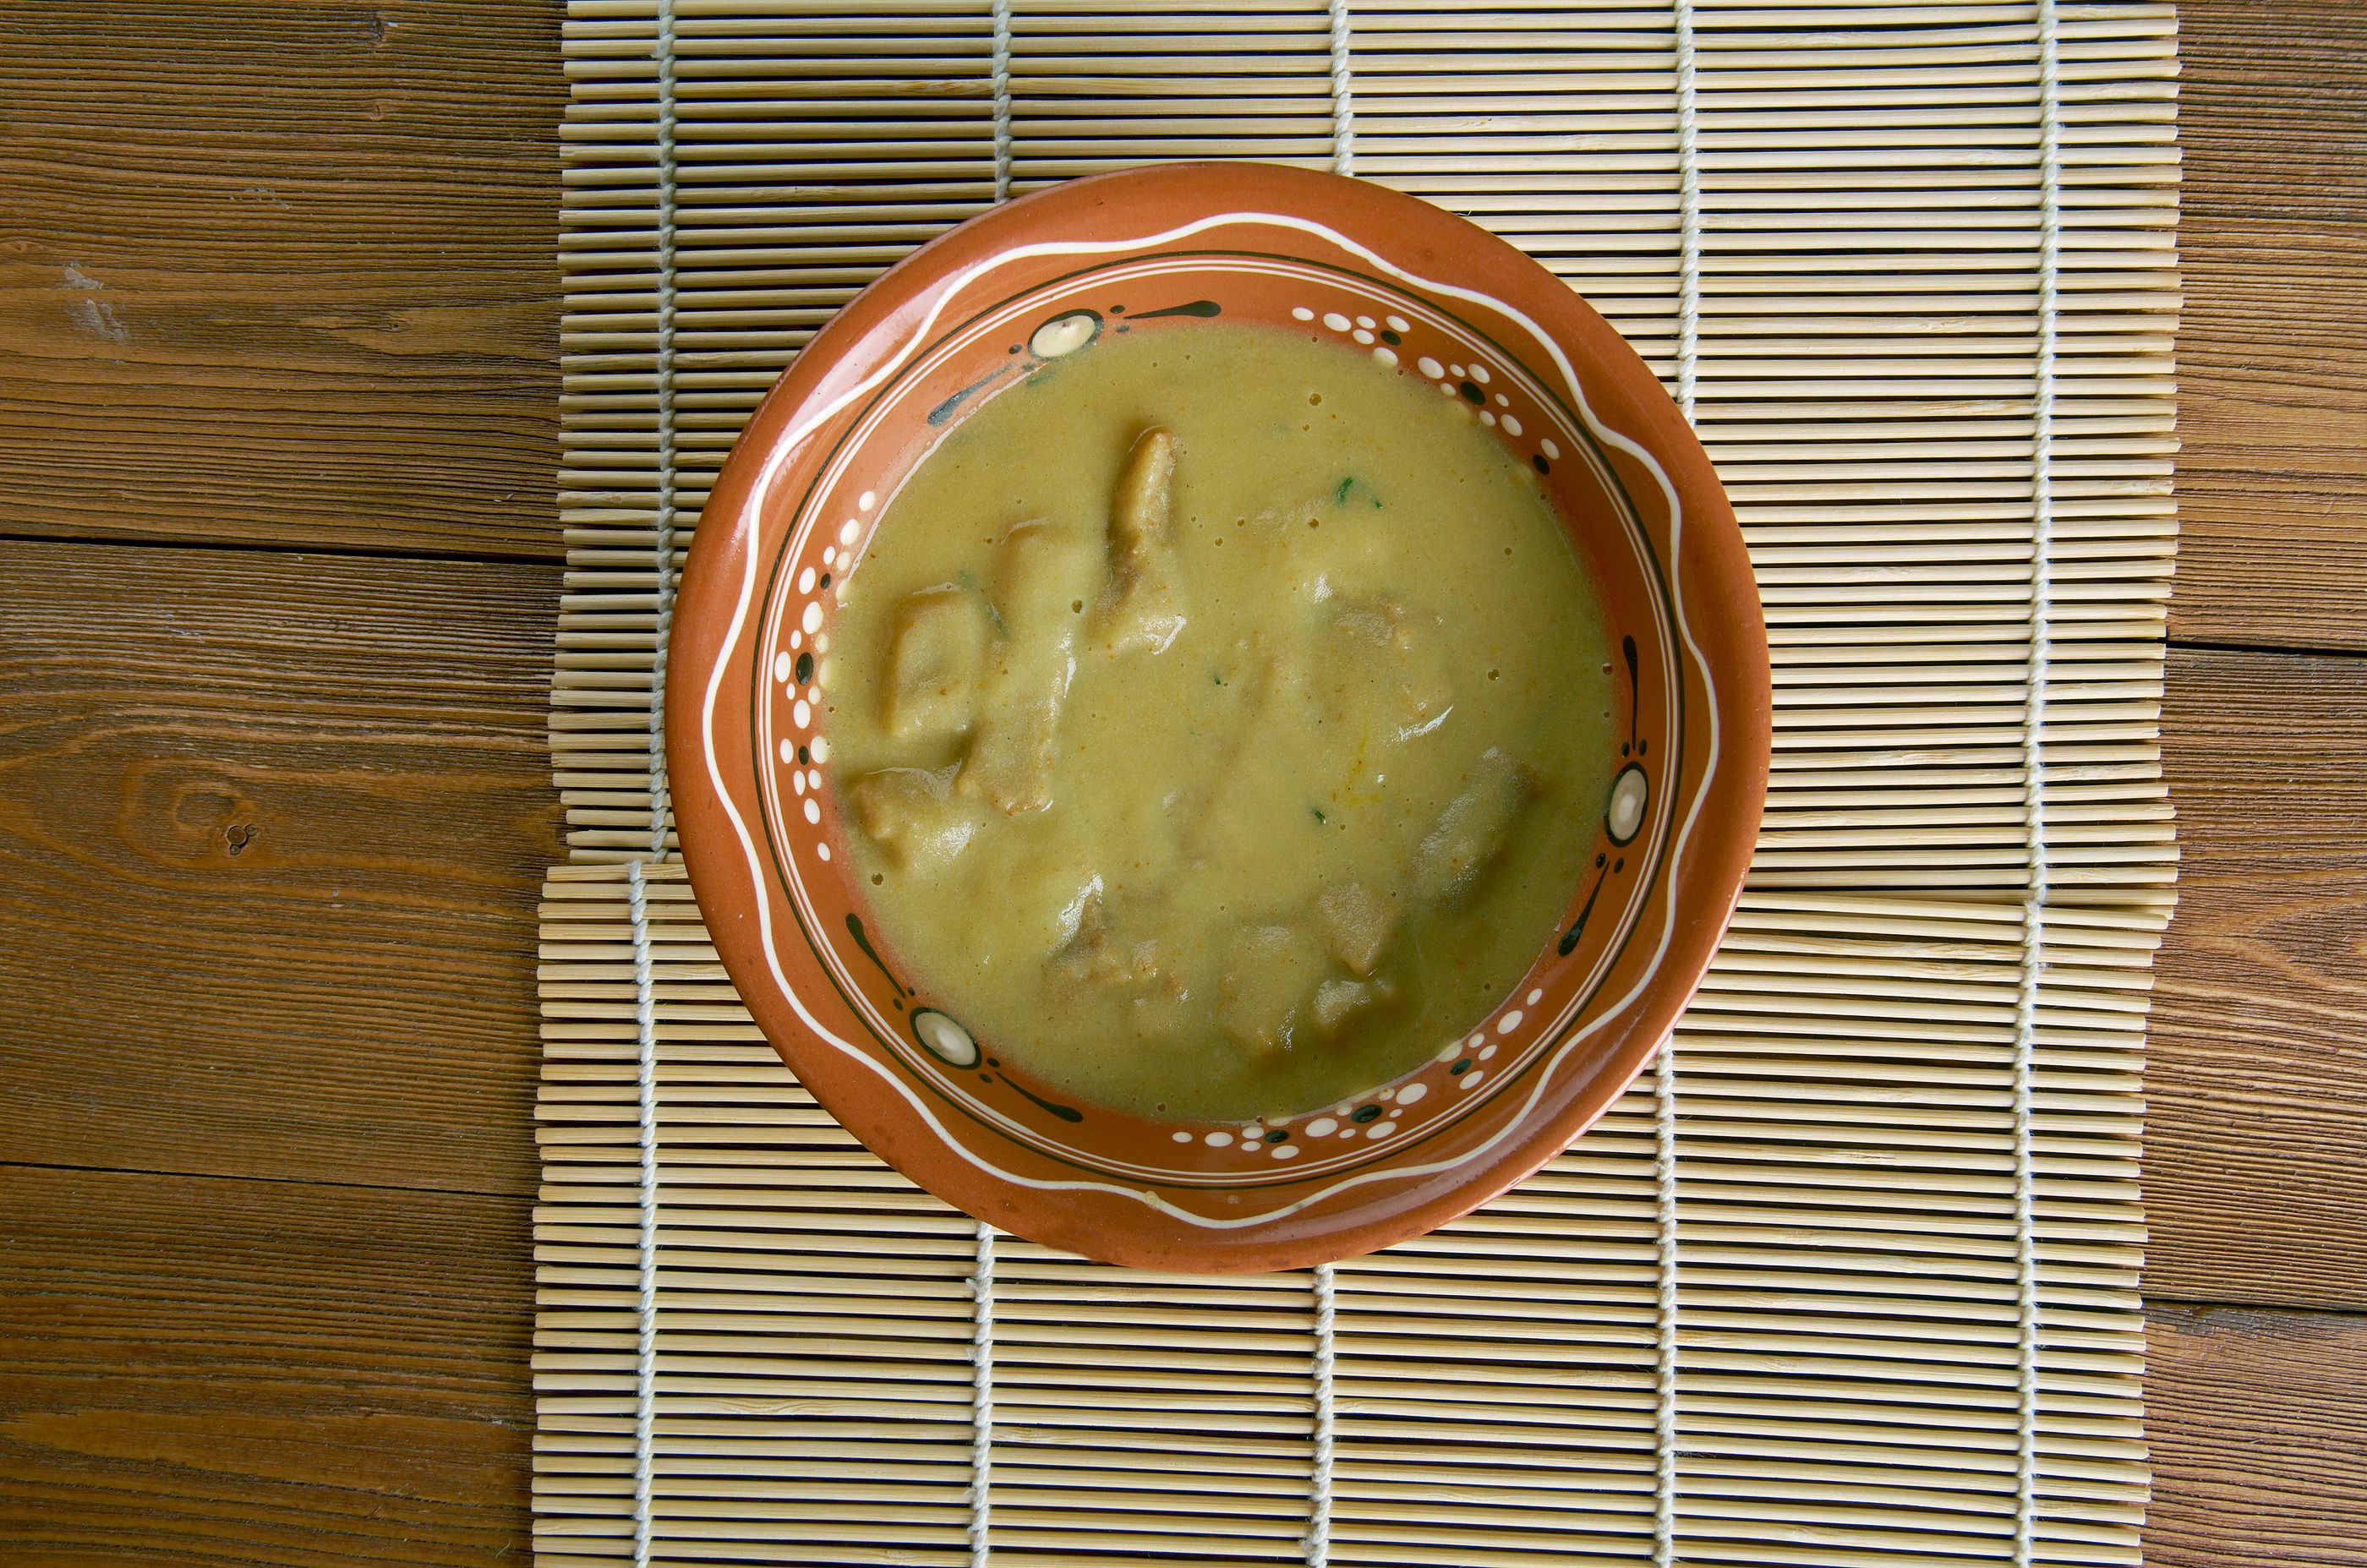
[[668, 162, 1768, 1273]]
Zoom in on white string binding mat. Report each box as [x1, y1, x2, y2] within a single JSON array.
[[1654, 3, 1702, 1560], [625, 8, 672, 1563], [1327, 0, 1354, 178], [642, 0, 679, 864], [991, 0, 1013, 204], [537, 5, 2181, 1564], [970, 34, 1013, 1554], [967, 1222, 998, 1566], [1304, 25, 1352, 1565], [2014, 1, 2067, 1561], [622, 7, 675, 1564], [1303, 1262, 1337, 1568], [625, 856, 662, 1568]]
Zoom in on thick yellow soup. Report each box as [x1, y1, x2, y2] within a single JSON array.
[[827, 323, 1612, 1121]]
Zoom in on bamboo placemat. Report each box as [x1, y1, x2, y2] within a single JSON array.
[[534, 3, 2182, 1563]]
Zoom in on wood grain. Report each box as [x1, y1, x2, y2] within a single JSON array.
[[0, 539, 560, 1196], [0, 2, 564, 560], [2173, 0, 2367, 653], [2146, 1303, 2367, 1568], [0, 1162, 529, 1565], [2150, 646, 2367, 1311]]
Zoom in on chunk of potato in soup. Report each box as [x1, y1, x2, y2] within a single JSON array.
[[827, 322, 1613, 1122]]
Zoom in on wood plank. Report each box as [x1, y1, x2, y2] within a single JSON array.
[[2150, 645, 2367, 1310], [2173, 0, 2367, 653], [0, 2, 562, 560], [8, 0, 2357, 629], [3, 544, 2357, 1305], [3, 1172, 2354, 1568], [0, 539, 560, 1196], [0, 1161, 528, 1565], [2146, 1302, 2367, 1568], [6, 1166, 2353, 1568]]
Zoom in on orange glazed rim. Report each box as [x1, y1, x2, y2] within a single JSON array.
[[666, 162, 1770, 1273]]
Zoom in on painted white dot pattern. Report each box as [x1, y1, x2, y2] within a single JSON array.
[[1610, 766, 1650, 840], [912, 1009, 976, 1066]]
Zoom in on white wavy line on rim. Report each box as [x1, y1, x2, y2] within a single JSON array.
[[698, 208, 1722, 1231], [750, 255, 1680, 1182]]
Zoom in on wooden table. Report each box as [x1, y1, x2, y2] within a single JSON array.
[[3, 3, 2361, 1561]]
